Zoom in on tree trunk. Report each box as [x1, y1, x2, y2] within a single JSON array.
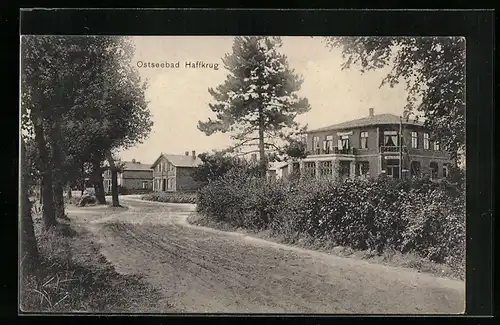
[[39, 180, 43, 204], [49, 122, 66, 220], [258, 108, 267, 177], [20, 140, 39, 274], [92, 158, 106, 204], [106, 152, 120, 207], [33, 118, 56, 229], [80, 163, 85, 196], [67, 185, 72, 199]]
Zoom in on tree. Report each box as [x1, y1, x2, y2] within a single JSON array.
[[198, 36, 310, 177], [324, 37, 465, 163], [21, 35, 81, 227], [20, 139, 40, 273], [76, 36, 152, 206], [193, 151, 259, 185]]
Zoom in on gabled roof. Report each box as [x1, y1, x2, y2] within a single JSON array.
[[308, 113, 424, 133], [121, 161, 153, 171], [151, 153, 203, 168]]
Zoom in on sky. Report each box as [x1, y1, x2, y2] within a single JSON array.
[[119, 36, 409, 164]]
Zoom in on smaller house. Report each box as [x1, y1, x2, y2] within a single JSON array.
[[103, 159, 153, 193], [151, 151, 203, 192]]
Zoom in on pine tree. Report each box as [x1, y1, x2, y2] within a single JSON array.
[[198, 37, 310, 177]]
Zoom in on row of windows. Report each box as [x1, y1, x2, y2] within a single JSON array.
[[298, 160, 447, 180], [311, 131, 441, 151], [154, 178, 175, 191], [156, 162, 175, 173]]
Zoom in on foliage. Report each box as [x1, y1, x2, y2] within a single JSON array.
[[324, 37, 465, 162], [197, 173, 465, 273], [198, 36, 310, 175], [141, 192, 198, 204], [20, 224, 162, 312], [192, 151, 260, 185]]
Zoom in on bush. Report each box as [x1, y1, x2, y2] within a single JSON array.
[[141, 191, 197, 204], [197, 171, 466, 272]]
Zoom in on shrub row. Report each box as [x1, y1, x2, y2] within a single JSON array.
[[141, 191, 198, 204], [197, 170, 465, 270]]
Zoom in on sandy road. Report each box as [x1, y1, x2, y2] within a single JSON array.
[[66, 197, 465, 314]]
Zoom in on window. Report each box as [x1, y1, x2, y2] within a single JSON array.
[[434, 141, 440, 151], [322, 139, 327, 153], [410, 161, 421, 178], [326, 135, 334, 153], [304, 161, 316, 178], [313, 136, 320, 154], [411, 132, 418, 148], [338, 135, 349, 150], [423, 133, 430, 150], [384, 131, 398, 147], [319, 161, 333, 177], [356, 161, 369, 177], [385, 159, 400, 179], [142, 181, 148, 189], [360, 132, 368, 149], [429, 162, 438, 179], [339, 161, 351, 178], [443, 164, 448, 178]]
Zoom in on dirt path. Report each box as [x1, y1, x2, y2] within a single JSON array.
[[66, 197, 465, 314]]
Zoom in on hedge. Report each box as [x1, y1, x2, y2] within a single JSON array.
[[141, 191, 198, 204], [197, 169, 465, 270]]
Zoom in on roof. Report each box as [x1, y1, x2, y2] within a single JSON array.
[[151, 153, 203, 168], [121, 161, 153, 171], [308, 113, 424, 133]]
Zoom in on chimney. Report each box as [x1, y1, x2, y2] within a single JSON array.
[[369, 107, 374, 117], [192, 150, 196, 159], [185, 151, 189, 156]]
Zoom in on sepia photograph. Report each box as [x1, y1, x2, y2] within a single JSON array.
[[19, 35, 466, 314]]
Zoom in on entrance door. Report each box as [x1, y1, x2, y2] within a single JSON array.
[[162, 179, 166, 191], [385, 159, 400, 179]]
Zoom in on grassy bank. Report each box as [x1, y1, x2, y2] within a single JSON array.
[[20, 211, 169, 312], [195, 170, 466, 280], [187, 213, 463, 280]]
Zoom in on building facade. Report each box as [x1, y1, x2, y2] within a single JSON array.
[[280, 108, 451, 180], [103, 159, 153, 193], [151, 151, 203, 192]]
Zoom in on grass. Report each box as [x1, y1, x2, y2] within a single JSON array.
[[20, 208, 170, 313], [187, 214, 464, 281]]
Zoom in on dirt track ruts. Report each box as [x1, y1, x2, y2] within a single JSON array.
[[66, 197, 465, 314]]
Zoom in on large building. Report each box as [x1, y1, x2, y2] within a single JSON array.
[[279, 108, 451, 180], [150, 151, 203, 192], [103, 159, 153, 193]]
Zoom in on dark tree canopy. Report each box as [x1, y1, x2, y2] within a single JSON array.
[[325, 37, 465, 162]]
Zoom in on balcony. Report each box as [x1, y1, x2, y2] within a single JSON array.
[[308, 147, 356, 155], [380, 146, 407, 153], [333, 147, 355, 155]]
